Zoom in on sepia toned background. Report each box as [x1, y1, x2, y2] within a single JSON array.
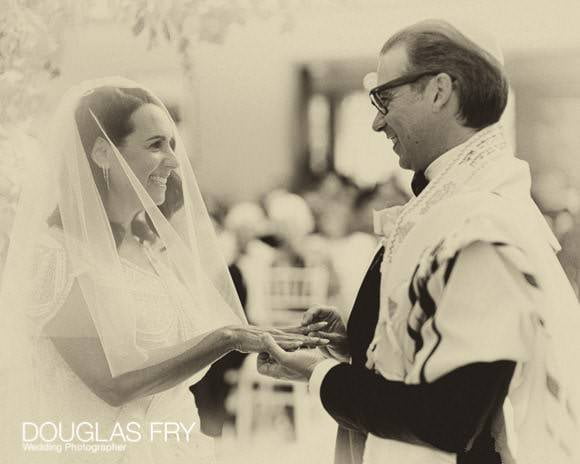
[[2, 1, 580, 462]]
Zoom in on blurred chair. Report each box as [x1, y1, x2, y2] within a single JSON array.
[[190, 262, 248, 437], [265, 266, 329, 326], [231, 266, 329, 441]]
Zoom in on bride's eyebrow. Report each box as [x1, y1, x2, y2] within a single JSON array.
[[145, 135, 176, 148], [145, 135, 165, 142]]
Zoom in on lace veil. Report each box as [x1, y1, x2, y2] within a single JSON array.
[[0, 77, 247, 459]]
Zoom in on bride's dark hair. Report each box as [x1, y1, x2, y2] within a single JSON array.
[[47, 86, 184, 246]]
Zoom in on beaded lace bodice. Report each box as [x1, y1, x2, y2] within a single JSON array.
[[25, 231, 213, 463]]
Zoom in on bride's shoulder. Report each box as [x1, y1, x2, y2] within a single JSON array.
[[38, 227, 65, 248], [32, 227, 67, 273], [28, 228, 79, 315], [33, 227, 66, 263], [34, 227, 88, 277]]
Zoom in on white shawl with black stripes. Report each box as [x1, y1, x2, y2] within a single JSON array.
[[366, 124, 579, 463]]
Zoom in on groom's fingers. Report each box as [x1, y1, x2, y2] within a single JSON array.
[[304, 321, 328, 332], [302, 306, 326, 325], [278, 321, 328, 335], [260, 334, 288, 362], [302, 306, 337, 325], [256, 353, 271, 373], [257, 354, 282, 378]]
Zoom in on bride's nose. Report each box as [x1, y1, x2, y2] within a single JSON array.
[[163, 147, 179, 169]]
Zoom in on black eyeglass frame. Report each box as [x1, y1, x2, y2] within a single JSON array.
[[369, 70, 447, 115]]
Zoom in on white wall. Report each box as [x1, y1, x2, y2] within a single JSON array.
[[48, 0, 580, 201]]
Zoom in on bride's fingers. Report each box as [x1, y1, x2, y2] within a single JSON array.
[[268, 332, 303, 341], [255, 321, 328, 338], [289, 321, 328, 333], [261, 322, 328, 335], [299, 321, 329, 332], [282, 344, 301, 352], [257, 327, 286, 335], [266, 331, 329, 349], [250, 326, 303, 337], [277, 340, 303, 351], [268, 331, 319, 341], [272, 335, 329, 349], [272, 325, 304, 335], [307, 331, 347, 343]]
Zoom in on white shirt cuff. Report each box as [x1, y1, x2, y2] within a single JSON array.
[[309, 358, 341, 412]]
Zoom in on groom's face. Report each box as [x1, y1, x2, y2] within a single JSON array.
[[371, 44, 432, 172]]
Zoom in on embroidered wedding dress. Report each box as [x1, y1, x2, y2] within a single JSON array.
[[27, 230, 215, 464], [0, 77, 246, 464]]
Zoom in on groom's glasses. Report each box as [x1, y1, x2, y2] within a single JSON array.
[[369, 70, 445, 115]]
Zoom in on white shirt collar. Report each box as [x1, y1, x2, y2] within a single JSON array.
[[373, 134, 479, 236], [424, 139, 468, 181]]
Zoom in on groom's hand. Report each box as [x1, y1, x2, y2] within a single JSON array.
[[301, 306, 350, 362], [257, 323, 330, 350], [256, 334, 323, 382]]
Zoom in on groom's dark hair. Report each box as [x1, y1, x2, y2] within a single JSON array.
[[381, 20, 508, 130], [47, 86, 184, 247]]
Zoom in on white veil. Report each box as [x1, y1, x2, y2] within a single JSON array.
[[0, 77, 247, 459]]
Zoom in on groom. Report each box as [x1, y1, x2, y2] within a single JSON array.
[[258, 19, 579, 464]]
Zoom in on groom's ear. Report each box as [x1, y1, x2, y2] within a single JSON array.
[[90, 137, 111, 169]]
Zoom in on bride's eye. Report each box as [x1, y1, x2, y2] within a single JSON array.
[[149, 140, 162, 151]]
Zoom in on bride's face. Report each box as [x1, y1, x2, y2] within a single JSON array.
[[110, 103, 178, 207]]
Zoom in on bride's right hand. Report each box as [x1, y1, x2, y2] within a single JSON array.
[[224, 325, 328, 354]]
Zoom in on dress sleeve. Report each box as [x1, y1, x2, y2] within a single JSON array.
[[27, 234, 79, 329]]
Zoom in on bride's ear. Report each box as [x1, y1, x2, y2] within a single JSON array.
[[90, 137, 111, 169]]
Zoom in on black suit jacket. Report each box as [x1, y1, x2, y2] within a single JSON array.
[[323, 247, 515, 464], [333, 246, 384, 464]]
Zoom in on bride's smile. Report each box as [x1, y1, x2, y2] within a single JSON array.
[[109, 103, 178, 208]]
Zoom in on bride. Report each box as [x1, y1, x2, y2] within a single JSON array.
[[0, 77, 324, 463]]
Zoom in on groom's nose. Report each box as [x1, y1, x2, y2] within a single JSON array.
[[372, 111, 387, 132]]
